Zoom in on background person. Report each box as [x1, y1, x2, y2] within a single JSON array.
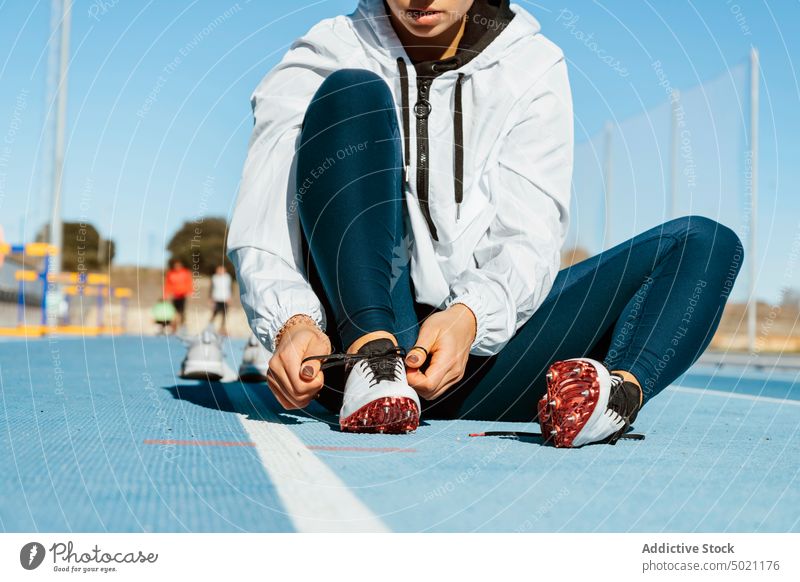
[[209, 264, 232, 335], [163, 259, 193, 333]]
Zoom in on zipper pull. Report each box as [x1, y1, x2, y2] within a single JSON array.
[[456, 203, 461, 221], [415, 79, 432, 119], [414, 100, 431, 119]]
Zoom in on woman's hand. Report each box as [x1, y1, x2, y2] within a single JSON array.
[[405, 304, 477, 400], [267, 319, 331, 409]]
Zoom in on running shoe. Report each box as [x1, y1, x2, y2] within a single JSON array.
[[238, 335, 271, 383], [179, 326, 226, 381], [303, 338, 420, 434], [537, 357, 643, 447]]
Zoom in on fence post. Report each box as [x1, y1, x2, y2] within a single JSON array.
[[670, 90, 681, 220], [747, 47, 759, 355], [603, 121, 613, 247]]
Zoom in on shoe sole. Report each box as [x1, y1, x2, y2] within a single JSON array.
[[181, 361, 224, 381], [537, 359, 602, 448], [340, 396, 419, 434]]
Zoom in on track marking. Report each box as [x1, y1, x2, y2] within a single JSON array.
[[308, 445, 417, 453], [671, 385, 800, 406], [143, 439, 255, 447], [222, 383, 390, 533], [142, 441, 416, 454]]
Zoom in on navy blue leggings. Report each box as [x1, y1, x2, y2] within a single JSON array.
[[296, 69, 744, 421]]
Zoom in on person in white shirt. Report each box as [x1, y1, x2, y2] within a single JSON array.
[[209, 265, 232, 336]]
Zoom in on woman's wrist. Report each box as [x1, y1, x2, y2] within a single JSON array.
[[447, 302, 478, 345], [274, 314, 321, 351]]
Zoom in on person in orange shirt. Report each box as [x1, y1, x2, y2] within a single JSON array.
[[164, 259, 193, 333]]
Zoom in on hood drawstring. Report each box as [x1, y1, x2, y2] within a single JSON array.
[[396, 57, 411, 185], [453, 72, 465, 221], [396, 57, 466, 224]]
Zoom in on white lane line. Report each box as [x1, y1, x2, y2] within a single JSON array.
[[671, 385, 800, 407], [223, 382, 389, 533]]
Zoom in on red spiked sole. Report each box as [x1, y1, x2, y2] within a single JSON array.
[[340, 396, 419, 434], [538, 359, 601, 447]]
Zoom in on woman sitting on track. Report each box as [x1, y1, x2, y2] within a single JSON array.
[[227, 0, 743, 446]]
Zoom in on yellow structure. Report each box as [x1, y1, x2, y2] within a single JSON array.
[[3, 263, 132, 336]]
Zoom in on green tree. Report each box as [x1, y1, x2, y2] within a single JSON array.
[[166, 216, 231, 276], [36, 222, 116, 271]]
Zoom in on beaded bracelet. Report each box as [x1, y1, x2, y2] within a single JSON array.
[[273, 314, 321, 351]]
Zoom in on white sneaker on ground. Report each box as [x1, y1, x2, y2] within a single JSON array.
[[238, 335, 271, 383], [537, 357, 643, 447], [179, 327, 226, 381], [303, 338, 420, 434]]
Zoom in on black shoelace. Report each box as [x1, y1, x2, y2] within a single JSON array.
[[302, 346, 406, 387]]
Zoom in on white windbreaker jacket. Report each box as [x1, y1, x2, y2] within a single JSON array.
[[228, 0, 573, 356]]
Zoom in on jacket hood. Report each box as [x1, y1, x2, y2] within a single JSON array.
[[353, 0, 542, 74]]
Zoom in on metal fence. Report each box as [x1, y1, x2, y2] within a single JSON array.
[[568, 51, 758, 349]]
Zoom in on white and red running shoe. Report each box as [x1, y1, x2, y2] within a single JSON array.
[[537, 357, 643, 448], [303, 338, 420, 434]]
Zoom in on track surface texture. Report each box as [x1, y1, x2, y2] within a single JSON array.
[[1, 337, 798, 532]]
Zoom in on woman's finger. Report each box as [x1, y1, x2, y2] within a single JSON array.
[[409, 350, 456, 398], [281, 350, 324, 403], [428, 369, 463, 401], [406, 325, 437, 368], [424, 350, 455, 387], [288, 335, 319, 381], [406, 359, 436, 390], [406, 373, 436, 399], [407, 358, 445, 390], [268, 360, 304, 409], [300, 334, 331, 383], [266, 368, 297, 410], [267, 370, 297, 409], [300, 358, 320, 381]]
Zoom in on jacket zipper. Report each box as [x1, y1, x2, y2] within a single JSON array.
[[414, 77, 438, 241]]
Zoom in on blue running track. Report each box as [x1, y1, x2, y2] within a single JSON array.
[[1, 337, 798, 532]]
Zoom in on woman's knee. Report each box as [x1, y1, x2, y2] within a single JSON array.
[[668, 215, 741, 252], [670, 215, 744, 279], [308, 69, 393, 116]]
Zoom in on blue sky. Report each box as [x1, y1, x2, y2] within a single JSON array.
[[0, 0, 798, 302]]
